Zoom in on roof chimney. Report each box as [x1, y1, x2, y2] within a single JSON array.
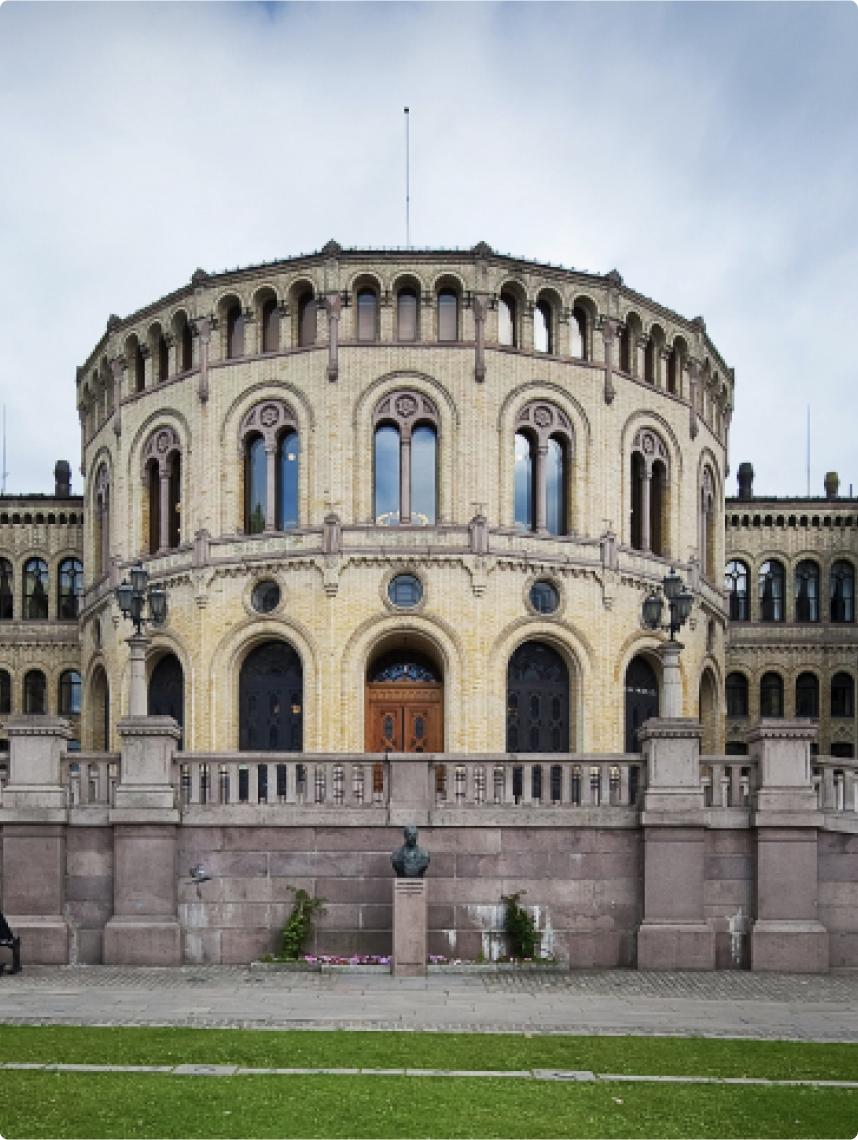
[[737, 462, 754, 501], [824, 471, 839, 500], [54, 459, 71, 498]]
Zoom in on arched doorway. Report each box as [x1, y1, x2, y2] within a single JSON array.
[[148, 653, 184, 747], [624, 654, 659, 752], [365, 647, 443, 752], [506, 641, 570, 752], [239, 641, 303, 752], [699, 669, 718, 753]]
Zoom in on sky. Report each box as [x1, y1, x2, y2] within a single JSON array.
[[0, 0, 856, 498]]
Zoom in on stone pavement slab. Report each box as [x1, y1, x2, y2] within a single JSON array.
[[0, 966, 856, 1041]]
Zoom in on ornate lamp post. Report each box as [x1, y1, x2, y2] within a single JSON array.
[[115, 563, 167, 716], [641, 567, 694, 718]]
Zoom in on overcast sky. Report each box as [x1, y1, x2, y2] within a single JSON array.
[[1, 1, 856, 499]]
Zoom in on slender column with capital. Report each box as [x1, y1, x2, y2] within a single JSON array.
[[111, 358, 124, 437], [400, 435, 412, 523], [534, 444, 548, 533], [325, 293, 341, 382], [659, 640, 683, 719], [127, 633, 148, 717], [688, 359, 699, 439], [264, 443, 277, 531], [158, 473, 169, 553], [601, 320, 616, 404], [641, 470, 652, 552], [196, 318, 210, 403], [473, 295, 487, 383]]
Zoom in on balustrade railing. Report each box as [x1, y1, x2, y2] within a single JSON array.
[[431, 755, 644, 809], [175, 754, 388, 808], [814, 757, 858, 816], [63, 753, 120, 807], [700, 757, 755, 809]]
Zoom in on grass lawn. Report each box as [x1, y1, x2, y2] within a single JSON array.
[[0, 1026, 855, 1139]]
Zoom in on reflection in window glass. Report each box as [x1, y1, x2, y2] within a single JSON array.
[[397, 289, 418, 341], [0, 558, 13, 620], [299, 293, 316, 346], [498, 294, 516, 346], [388, 574, 423, 608], [278, 430, 300, 529], [530, 580, 560, 614], [534, 302, 551, 353], [514, 433, 534, 529], [374, 424, 400, 524], [437, 290, 457, 341], [357, 289, 377, 341], [246, 436, 267, 534], [59, 670, 82, 715], [545, 437, 565, 536], [411, 425, 436, 525]]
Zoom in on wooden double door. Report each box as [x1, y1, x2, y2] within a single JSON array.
[[365, 682, 443, 753]]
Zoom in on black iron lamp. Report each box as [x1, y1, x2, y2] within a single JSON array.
[[116, 562, 168, 635], [642, 568, 693, 641]]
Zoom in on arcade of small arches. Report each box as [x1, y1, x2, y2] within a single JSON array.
[[725, 669, 856, 756], [725, 555, 855, 624], [0, 555, 83, 622], [0, 666, 82, 721], [84, 393, 720, 571]]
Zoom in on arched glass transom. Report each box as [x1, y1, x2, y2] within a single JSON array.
[[725, 560, 749, 621]]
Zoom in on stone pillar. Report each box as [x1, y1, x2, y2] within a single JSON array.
[[534, 444, 548, 534], [388, 756, 431, 827], [393, 879, 427, 977], [659, 640, 683, 719], [196, 317, 210, 403], [158, 472, 170, 553], [473, 295, 487, 383], [637, 718, 715, 970], [400, 435, 412, 523], [749, 720, 828, 973], [111, 357, 124, 438], [264, 443, 277, 531], [641, 470, 652, 551], [104, 715, 181, 964], [325, 293, 341, 383], [126, 634, 148, 718], [0, 716, 72, 962], [601, 319, 616, 404]]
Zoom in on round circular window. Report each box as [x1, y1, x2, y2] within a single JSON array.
[[388, 573, 423, 608], [251, 579, 281, 614], [529, 579, 560, 615]]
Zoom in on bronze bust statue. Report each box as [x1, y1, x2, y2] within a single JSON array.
[[391, 824, 430, 878]]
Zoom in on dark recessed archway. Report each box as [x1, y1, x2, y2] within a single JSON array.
[[239, 640, 303, 752]]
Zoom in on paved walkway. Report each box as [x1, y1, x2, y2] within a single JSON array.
[[0, 966, 857, 1041]]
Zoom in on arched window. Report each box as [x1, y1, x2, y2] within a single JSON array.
[[570, 306, 588, 360], [795, 560, 820, 623], [396, 287, 418, 341], [533, 300, 552, 353], [726, 673, 749, 718], [58, 558, 83, 620], [624, 655, 659, 752], [831, 560, 855, 623], [506, 641, 569, 752], [759, 560, 785, 622], [24, 669, 46, 714], [141, 428, 182, 554], [225, 300, 245, 359], [831, 673, 854, 718], [725, 560, 749, 621], [700, 467, 717, 580], [643, 339, 655, 383], [148, 653, 184, 745], [0, 669, 10, 715], [513, 403, 573, 536], [437, 288, 458, 341], [356, 287, 378, 341], [239, 640, 303, 752], [795, 672, 819, 719], [0, 558, 12, 620], [298, 291, 316, 346], [157, 334, 169, 384], [134, 342, 146, 392], [23, 558, 48, 620], [240, 401, 300, 533], [90, 666, 110, 751], [59, 670, 82, 716], [760, 672, 784, 718], [665, 347, 678, 394], [94, 463, 110, 578], [260, 297, 280, 353], [629, 428, 670, 556], [373, 392, 438, 526], [617, 324, 631, 372], [498, 292, 517, 347], [175, 314, 193, 371]]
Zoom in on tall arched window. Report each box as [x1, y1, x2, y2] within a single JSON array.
[[224, 300, 245, 359], [59, 670, 82, 716], [795, 672, 819, 719], [94, 463, 111, 578], [174, 313, 193, 371], [141, 428, 182, 554], [831, 560, 855, 623], [506, 641, 570, 752], [831, 672, 854, 718], [24, 669, 46, 714], [698, 467, 717, 580], [90, 666, 110, 751], [134, 342, 146, 392], [725, 560, 749, 621], [157, 333, 169, 383], [356, 287, 378, 341], [513, 402, 573, 536], [240, 401, 300, 533], [624, 655, 659, 752], [795, 560, 820, 623], [498, 292, 517, 347], [437, 288, 458, 341], [298, 291, 316, 346], [373, 391, 438, 526], [0, 669, 10, 715], [533, 300, 552, 353], [23, 558, 48, 620], [665, 347, 678, 394], [629, 428, 670, 556], [148, 653, 184, 745], [58, 558, 83, 620], [643, 339, 655, 383], [760, 672, 784, 717], [257, 296, 277, 353], [617, 324, 631, 372], [570, 306, 588, 359], [0, 558, 12, 620], [759, 560, 785, 622], [239, 640, 303, 752], [396, 287, 418, 341], [725, 672, 749, 718]]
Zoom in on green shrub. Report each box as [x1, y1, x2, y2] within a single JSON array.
[[278, 887, 326, 960], [502, 891, 538, 959]]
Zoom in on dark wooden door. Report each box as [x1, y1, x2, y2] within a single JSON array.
[[365, 683, 443, 752]]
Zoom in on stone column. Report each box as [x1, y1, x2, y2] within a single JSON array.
[[111, 357, 124, 438], [473, 295, 487, 383], [637, 718, 715, 970], [0, 715, 72, 962], [196, 317, 210, 403], [534, 443, 548, 534], [659, 640, 683, 719], [126, 634, 149, 718], [641, 470, 652, 551], [264, 443, 277, 531], [400, 434, 412, 523], [749, 720, 828, 973], [158, 472, 170, 552], [393, 879, 427, 977], [325, 293, 341, 382], [601, 319, 616, 404]]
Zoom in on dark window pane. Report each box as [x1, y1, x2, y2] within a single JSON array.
[[530, 580, 559, 614], [831, 673, 854, 718], [759, 561, 784, 622], [514, 433, 534, 530], [725, 560, 749, 621], [357, 289, 377, 341], [374, 424, 400, 524], [226, 304, 244, 358], [760, 673, 784, 717], [534, 302, 551, 353], [245, 436, 267, 533], [411, 424, 436, 525], [388, 574, 423, 608], [251, 580, 281, 614], [571, 307, 587, 359], [795, 673, 819, 718], [795, 560, 819, 623], [262, 298, 279, 353], [278, 430, 300, 529], [24, 558, 48, 621], [59, 670, 82, 715], [831, 561, 855, 623], [0, 670, 10, 714], [168, 455, 181, 549], [397, 289, 418, 341], [499, 294, 515, 347], [726, 673, 749, 718], [0, 559, 13, 620], [58, 558, 83, 620], [299, 294, 316, 346], [24, 670, 46, 714], [437, 290, 457, 341], [545, 437, 566, 536]]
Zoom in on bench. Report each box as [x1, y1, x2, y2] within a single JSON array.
[[0, 911, 21, 975]]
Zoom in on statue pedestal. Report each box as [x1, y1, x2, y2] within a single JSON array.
[[392, 879, 427, 977]]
